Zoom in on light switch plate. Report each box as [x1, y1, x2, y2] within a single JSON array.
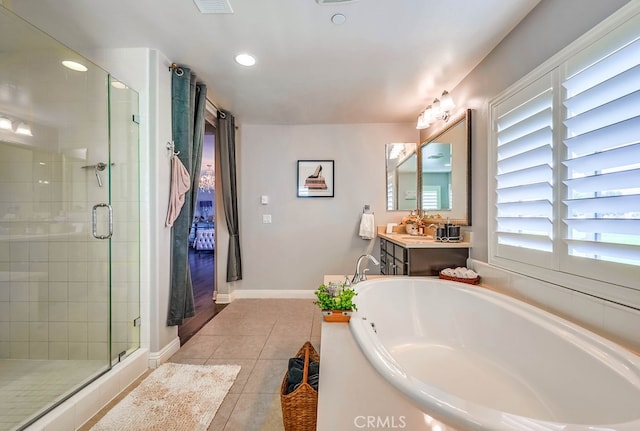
[[261, 195, 269, 205], [262, 214, 272, 224]]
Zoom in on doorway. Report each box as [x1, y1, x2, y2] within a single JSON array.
[[178, 120, 221, 345]]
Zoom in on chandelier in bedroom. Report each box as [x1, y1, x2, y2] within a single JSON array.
[[199, 164, 215, 192]]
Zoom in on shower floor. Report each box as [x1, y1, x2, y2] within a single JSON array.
[[0, 359, 107, 431]]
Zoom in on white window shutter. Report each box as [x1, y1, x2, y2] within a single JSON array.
[[489, 4, 640, 297], [493, 75, 555, 268], [561, 21, 640, 277]]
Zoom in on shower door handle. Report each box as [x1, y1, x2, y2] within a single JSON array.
[[92, 203, 113, 239]]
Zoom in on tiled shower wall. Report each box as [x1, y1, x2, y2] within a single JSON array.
[[0, 143, 111, 360], [0, 74, 140, 363]]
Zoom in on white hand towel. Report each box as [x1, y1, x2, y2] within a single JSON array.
[[359, 213, 375, 240]]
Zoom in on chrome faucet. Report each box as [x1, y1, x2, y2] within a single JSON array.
[[351, 254, 380, 284]]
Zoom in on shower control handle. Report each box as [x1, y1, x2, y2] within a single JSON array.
[[81, 162, 113, 187], [92, 203, 113, 239]]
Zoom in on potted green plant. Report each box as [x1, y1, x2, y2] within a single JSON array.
[[314, 282, 357, 322]]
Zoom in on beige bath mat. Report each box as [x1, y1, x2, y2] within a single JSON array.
[[90, 362, 240, 431]]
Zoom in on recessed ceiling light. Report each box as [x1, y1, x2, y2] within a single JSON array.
[[111, 80, 128, 89], [235, 53, 256, 67], [62, 60, 88, 72], [331, 13, 346, 25]]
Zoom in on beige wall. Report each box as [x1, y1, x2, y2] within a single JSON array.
[[231, 123, 417, 293]]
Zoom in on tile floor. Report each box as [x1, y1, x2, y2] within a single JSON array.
[[169, 298, 322, 431], [0, 359, 106, 431]]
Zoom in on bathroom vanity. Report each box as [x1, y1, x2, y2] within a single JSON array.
[[378, 232, 471, 276]]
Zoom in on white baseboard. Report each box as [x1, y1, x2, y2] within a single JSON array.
[[148, 336, 180, 368], [215, 293, 233, 304], [234, 289, 315, 299], [216, 290, 315, 303]]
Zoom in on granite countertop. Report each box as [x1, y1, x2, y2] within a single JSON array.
[[377, 231, 472, 249]]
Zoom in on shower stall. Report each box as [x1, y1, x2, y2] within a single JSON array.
[[0, 7, 140, 430]]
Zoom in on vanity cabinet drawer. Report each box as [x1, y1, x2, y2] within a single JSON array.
[[380, 238, 407, 275]]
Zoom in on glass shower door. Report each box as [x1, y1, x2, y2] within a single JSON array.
[[108, 76, 140, 364], [0, 6, 115, 430]]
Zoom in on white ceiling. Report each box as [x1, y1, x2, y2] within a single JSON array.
[[7, 0, 540, 125]]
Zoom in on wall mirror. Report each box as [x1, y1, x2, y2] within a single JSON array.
[[385, 142, 417, 211], [419, 109, 471, 225]]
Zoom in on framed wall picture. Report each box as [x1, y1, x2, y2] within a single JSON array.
[[297, 160, 334, 198]]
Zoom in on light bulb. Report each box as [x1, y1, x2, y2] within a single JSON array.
[[16, 122, 33, 136], [0, 117, 12, 130], [440, 90, 455, 111], [416, 112, 429, 129], [431, 98, 441, 118], [423, 105, 433, 124]]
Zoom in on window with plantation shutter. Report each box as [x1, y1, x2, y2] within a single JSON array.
[[493, 75, 555, 269], [562, 25, 640, 265], [422, 186, 441, 210], [560, 13, 640, 280], [489, 4, 640, 293], [387, 174, 394, 210]]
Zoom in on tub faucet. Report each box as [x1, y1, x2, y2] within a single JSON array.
[[352, 254, 380, 284]]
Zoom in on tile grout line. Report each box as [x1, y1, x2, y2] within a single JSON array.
[[220, 307, 278, 430]]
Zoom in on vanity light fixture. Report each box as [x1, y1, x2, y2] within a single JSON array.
[[0, 115, 33, 136], [15, 122, 33, 136], [0, 116, 12, 131], [235, 53, 256, 67], [62, 60, 88, 72], [432, 90, 455, 121], [388, 143, 409, 160], [416, 90, 455, 129], [416, 105, 432, 129]]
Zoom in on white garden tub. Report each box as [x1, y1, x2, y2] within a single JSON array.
[[349, 277, 640, 431]]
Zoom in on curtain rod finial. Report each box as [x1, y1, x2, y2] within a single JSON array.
[[169, 63, 184, 76]]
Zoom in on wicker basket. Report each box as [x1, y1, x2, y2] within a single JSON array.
[[280, 341, 320, 431], [439, 271, 480, 285]]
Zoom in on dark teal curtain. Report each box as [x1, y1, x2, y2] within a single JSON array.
[[167, 66, 207, 326], [218, 110, 242, 281]]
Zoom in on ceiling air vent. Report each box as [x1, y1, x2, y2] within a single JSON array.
[[315, 0, 358, 4], [193, 0, 233, 14]]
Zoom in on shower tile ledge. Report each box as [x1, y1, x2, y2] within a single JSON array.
[[26, 348, 148, 431]]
